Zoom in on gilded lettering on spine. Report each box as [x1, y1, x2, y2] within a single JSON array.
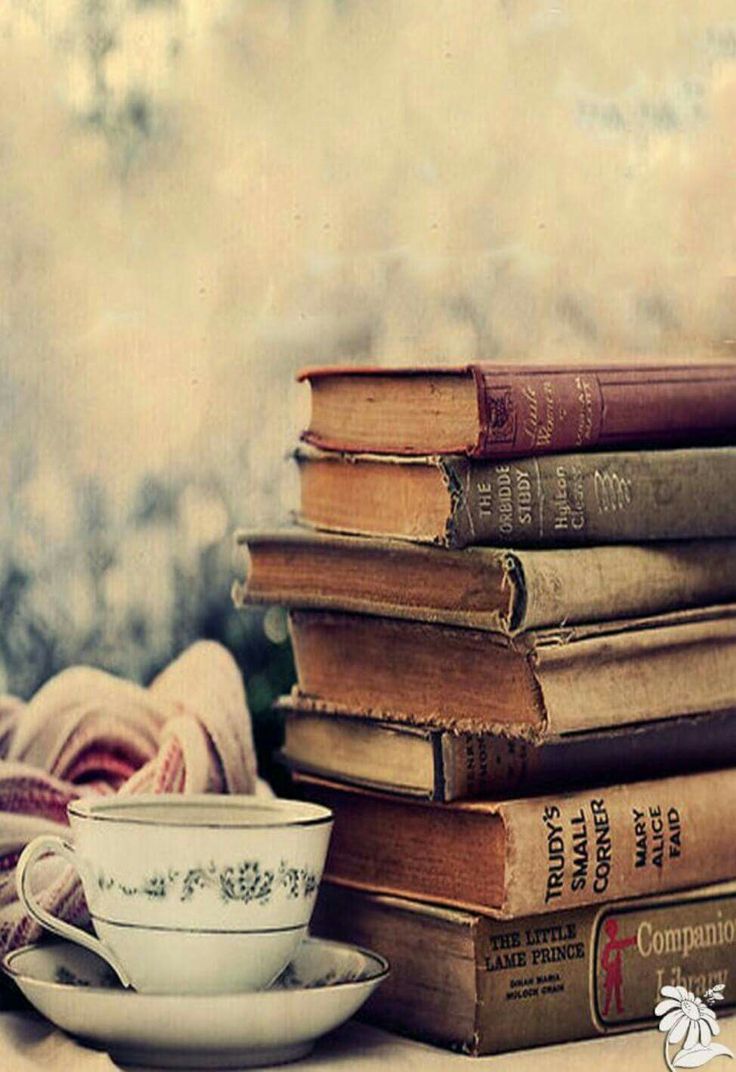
[[478, 372, 603, 455]]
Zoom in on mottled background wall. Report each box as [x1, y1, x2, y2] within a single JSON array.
[[2, 1, 735, 750]]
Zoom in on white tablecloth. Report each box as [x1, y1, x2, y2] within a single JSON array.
[[3, 1010, 732, 1072]]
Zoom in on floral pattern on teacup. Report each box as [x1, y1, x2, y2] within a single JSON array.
[[96, 859, 319, 905]]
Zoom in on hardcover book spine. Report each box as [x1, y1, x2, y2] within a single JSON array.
[[301, 768, 736, 916], [442, 712, 736, 801], [472, 365, 736, 458], [444, 447, 736, 547], [535, 611, 736, 735], [500, 768, 735, 917], [441, 733, 534, 800], [513, 541, 736, 633], [316, 884, 736, 1055]]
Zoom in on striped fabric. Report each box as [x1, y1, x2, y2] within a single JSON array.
[[0, 641, 268, 954]]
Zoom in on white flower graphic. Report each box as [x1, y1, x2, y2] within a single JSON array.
[[655, 985, 733, 1070], [657, 987, 719, 1048]]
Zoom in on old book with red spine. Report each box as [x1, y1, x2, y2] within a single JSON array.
[[299, 362, 736, 459]]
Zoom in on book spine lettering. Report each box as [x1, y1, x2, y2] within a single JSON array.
[[476, 888, 736, 1053], [442, 734, 534, 800], [444, 448, 736, 547], [474, 368, 602, 457], [318, 885, 736, 1054], [302, 769, 736, 915], [501, 768, 734, 917], [458, 712, 736, 800], [473, 366, 736, 458]]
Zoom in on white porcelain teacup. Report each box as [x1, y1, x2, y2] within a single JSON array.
[[16, 794, 333, 995]]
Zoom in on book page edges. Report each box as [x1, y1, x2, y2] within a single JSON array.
[[234, 530, 736, 635], [233, 529, 517, 632], [287, 686, 547, 742], [297, 364, 475, 382]]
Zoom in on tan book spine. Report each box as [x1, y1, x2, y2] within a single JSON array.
[[315, 883, 736, 1055], [299, 768, 736, 917], [499, 768, 734, 917], [534, 607, 736, 734], [515, 540, 736, 632], [289, 605, 736, 737]]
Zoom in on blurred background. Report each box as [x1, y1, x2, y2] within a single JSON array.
[[2, 0, 736, 778]]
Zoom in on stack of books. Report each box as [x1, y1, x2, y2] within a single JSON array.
[[235, 362, 736, 1055]]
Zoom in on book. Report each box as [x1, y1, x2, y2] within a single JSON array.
[[298, 362, 736, 459], [278, 704, 736, 802], [288, 605, 736, 736], [296, 445, 736, 548], [295, 768, 736, 917], [233, 529, 736, 634], [312, 882, 736, 1055]]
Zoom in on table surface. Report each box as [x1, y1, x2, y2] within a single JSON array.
[[3, 1010, 734, 1072]]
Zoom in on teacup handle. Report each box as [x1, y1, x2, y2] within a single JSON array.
[[16, 835, 132, 988]]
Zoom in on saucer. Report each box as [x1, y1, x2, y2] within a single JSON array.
[[2, 936, 389, 1069]]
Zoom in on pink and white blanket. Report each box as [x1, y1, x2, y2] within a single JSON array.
[[0, 641, 268, 955]]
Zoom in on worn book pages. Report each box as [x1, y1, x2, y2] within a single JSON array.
[[289, 604, 736, 737], [234, 529, 736, 634], [298, 768, 736, 917], [278, 703, 736, 801]]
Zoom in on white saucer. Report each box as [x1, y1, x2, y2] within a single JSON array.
[[3, 936, 389, 1069]]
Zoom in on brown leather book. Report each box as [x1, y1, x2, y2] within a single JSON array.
[[288, 604, 736, 736], [313, 882, 736, 1055], [277, 704, 736, 802], [296, 768, 736, 917], [298, 362, 736, 459], [296, 445, 736, 548], [234, 529, 736, 634]]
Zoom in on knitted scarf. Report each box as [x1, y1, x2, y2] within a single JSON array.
[[0, 641, 267, 954]]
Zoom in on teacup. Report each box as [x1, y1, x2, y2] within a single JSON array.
[[16, 794, 333, 995]]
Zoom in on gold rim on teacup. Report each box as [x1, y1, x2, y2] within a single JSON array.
[[68, 795, 332, 827]]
